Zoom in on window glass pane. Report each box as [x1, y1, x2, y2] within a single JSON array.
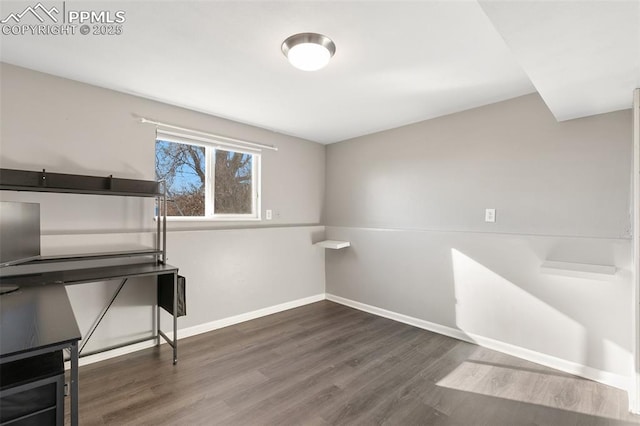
[[214, 149, 253, 214], [155, 140, 206, 216]]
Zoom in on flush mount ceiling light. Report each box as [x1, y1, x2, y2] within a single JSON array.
[[281, 33, 336, 71]]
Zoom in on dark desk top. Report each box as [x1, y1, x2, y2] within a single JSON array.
[[0, 261, 179, 286], [0, 260, 178, 359], [0, 283, 81, 359], [62, 262, 178, 285]]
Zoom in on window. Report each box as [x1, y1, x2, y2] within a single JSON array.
[[155, 136, 260, 220]]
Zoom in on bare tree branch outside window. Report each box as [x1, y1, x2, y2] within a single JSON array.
[[215, 149, 252, 214], [155, 140, 254, 217]]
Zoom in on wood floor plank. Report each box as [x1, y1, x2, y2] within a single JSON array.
[[68, 301, 640, 425]]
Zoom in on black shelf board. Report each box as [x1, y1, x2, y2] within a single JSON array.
[[0, 262, 178, 287], [0, 168, 161, 197], [59, 262, 179, 285], [35, 249, 163, 264]]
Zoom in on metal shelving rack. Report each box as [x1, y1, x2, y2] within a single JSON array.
[[0, 168, 184, 426], [0, 168, 168, 263], [0, 168, 181, 358]]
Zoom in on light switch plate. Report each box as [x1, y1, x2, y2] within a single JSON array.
[[485, 208, 496, 223]]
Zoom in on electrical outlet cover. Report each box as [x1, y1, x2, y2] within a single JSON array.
[[485, 208, 496, 223]]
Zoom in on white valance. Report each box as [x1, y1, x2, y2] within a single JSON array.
[[139, 117, 278, 153]]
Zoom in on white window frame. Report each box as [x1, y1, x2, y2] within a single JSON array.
[[156, 133, 261, 221]]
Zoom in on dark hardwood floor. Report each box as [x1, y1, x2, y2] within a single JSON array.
[[67, 301, 639, 425]]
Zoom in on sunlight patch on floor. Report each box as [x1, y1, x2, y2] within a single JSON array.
[[436, 358, 621, 419]]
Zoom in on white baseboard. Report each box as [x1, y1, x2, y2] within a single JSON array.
[[71, 291, 632, 396], [630, 385, 639, 414], [72, 340, 159, 367], [69, 293, 326, 368], [174, 293, 326, 341], [325, 293, 632, 392], [325, 294, 470, 341], [466, 332, 632, 392]]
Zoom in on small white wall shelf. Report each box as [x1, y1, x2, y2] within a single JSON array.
[[315, 240, 351, 250], [541, 260, 617, 279]]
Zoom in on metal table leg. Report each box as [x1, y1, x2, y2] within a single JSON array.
[[156, 293, 161, 345], [79, 278, 128, 355], [173, 272, 178, 364], [70, 341, 79, 426], [157, 271, 179, 365]]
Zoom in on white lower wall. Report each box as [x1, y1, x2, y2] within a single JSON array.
[[74, 293, 326, 367], [62, 223, 634, 398], [50, 226, 325, 354], [325, 226, 634, 391], [325, 294, 630, 391], [166, 225, 326, 327]]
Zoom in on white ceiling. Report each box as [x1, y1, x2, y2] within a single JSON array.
[[0, 1, 638, 144], [479, 0, 640, 122]]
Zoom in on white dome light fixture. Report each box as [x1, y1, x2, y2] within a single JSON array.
[[281, 33, 336, 71]]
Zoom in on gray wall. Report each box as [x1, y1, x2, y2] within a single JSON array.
[[325, 93, 634, 384], [1, 62, 634, 388], [1, 63, 325, 232], [326, 94, 631, 238], [0, 63, 326, 352]]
